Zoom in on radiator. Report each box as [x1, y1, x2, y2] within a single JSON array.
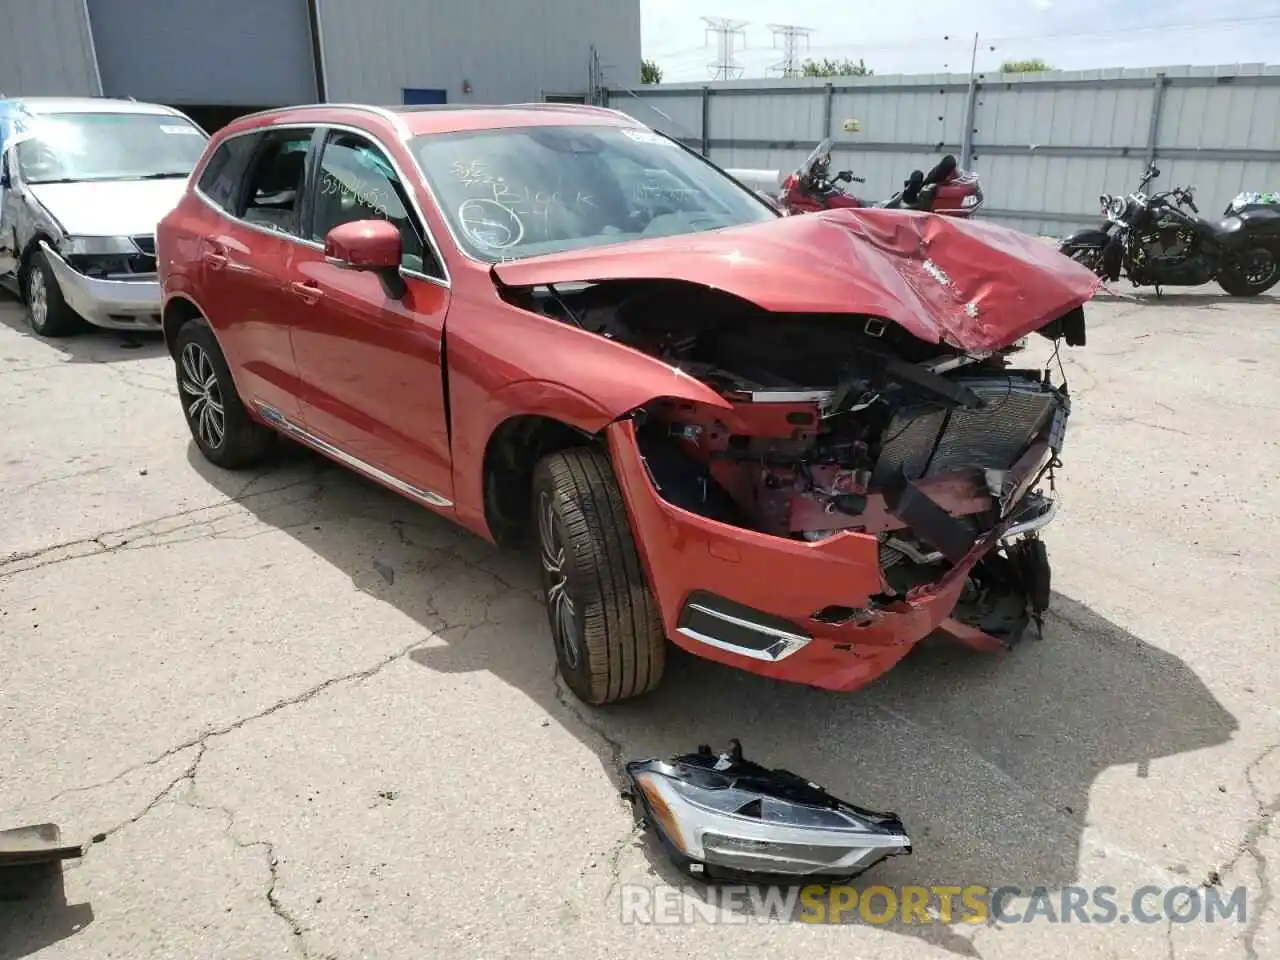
[[872, 376, 1063, 486]]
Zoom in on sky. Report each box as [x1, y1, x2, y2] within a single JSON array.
[[637, 0, 1280, 84]]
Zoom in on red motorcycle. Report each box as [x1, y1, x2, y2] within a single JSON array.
[[779, 138, 983, 217]]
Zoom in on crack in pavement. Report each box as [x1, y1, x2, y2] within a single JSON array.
[[1210, 742, 1280, 960], [28, 631, 437, 817], [0, 475, 320, 575]]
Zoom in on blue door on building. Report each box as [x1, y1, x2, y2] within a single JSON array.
[[403, 88, 448, 105]]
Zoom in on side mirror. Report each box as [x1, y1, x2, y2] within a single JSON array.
[[324, 219, 405, 297]]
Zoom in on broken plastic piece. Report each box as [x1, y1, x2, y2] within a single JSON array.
[[0, 823, 89, 868], [625, 741, 911, 883]]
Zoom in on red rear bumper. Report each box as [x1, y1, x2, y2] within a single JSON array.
[[606, 419, 1009, 692]]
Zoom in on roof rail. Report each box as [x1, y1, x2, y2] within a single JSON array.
[[227, 102, 410, 138]]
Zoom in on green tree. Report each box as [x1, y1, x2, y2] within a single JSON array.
[[641, 59, 662, 84], [999, 58, 1052, 73], [800, 57, 873, 78]]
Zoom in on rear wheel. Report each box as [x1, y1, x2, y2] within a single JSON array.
[[1060, 244, 1104, 275], [532, 447, 665, 705], [1218, 248, 1279, 296], [22, 250, 86, 337], [173, 317, 275, 469]]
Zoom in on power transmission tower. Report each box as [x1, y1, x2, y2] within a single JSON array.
[[702, 16, 748, 81], [767, 24, 814, 78]]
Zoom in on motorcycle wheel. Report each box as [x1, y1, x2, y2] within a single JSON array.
[[1217, 247, 1280, 297]]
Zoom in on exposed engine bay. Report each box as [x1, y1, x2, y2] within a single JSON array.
[[505, 278, 1074, 642]]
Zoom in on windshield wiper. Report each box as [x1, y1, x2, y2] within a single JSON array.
[[24, 177, 89, 185], [133, 172, 191, 180]]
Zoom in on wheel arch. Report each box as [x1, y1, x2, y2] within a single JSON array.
[[481, 412, 598, 547], [162, 294, 207, 357]]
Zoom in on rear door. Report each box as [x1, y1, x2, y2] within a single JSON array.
[[287, 126, 453, 505], [199, 127, 316, 423]]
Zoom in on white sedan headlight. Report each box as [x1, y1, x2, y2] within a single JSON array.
[[60, 236, 139, 256]]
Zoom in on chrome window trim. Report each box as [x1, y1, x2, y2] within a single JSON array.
[[190, 120, 450, 288], [257, 403, 453, 509]]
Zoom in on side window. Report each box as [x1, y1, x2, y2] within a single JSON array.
[[195, 134, 259, 213], [236, 130, 313, 235], [309, 131, 436, 276]]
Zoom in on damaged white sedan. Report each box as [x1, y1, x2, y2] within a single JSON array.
[[0, 96, 207, 337]]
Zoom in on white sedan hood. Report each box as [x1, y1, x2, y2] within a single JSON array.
[[26, 178, 189, 237]]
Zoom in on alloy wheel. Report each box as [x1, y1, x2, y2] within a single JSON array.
[[28, 267, 48, 330], [538, 491, 580, 669], [179, 342, 226, 450], [1242, 250, 1277, 286]]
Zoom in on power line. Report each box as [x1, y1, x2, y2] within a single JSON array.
[[702, 16, 749, 81], [649, 13, 1280, 68], [767, 24, 814, 78]]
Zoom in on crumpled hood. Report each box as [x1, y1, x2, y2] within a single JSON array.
[[491, 208, 1102, 353], [26, 178, 189, 237]]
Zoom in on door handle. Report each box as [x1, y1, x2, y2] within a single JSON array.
[[289, 280, 323, 304], [202, 249, 228, 270]]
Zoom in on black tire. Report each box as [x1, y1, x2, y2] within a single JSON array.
[[173, 316, 275, 469], [22, 250, 87, 337], [532, 447, 665, 705], [1217, 248, 1280, 297]]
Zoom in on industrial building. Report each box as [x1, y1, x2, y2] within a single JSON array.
[[0, 0, 641, 130]]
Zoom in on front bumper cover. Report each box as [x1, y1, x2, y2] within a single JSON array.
[[606, 418, 1056, 692], [40, 241, 162, 331]]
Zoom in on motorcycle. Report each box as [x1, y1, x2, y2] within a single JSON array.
[[1225, 190, 1280, 216], [1059, 161, 1280, 297], [778, 138, 984, 217]]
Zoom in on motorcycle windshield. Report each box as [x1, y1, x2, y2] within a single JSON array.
[[797, 138, 834, 178]]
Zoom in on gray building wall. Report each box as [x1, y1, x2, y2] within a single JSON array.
[[613, 65, 1280, 238], [0, 0, 100, 97], [317, 0, 641, 104], [86, 0, 318, 105]]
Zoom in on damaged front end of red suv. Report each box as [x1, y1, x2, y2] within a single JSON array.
[[493, 208, 1100, 693]]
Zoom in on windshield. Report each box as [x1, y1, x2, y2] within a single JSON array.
[[14, 112, 207, 184], [409, 124, 777, 261]]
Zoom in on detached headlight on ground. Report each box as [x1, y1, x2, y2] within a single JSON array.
[[625, 740, 911, 883]]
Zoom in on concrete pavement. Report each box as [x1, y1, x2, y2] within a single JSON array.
[[1, 288, 1278, 959]]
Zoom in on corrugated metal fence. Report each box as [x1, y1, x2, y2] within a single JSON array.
[[605, 65, 1280, 237]]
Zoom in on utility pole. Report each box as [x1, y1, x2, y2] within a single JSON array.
[[702, 16, 749, 81], [766, 24, 814, 78], [960, 32, 980, 169]]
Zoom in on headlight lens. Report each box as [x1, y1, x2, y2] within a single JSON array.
[[1105, 196, 1128, 220], [628, 758, 911, 879], [60, 236, 138, 256]]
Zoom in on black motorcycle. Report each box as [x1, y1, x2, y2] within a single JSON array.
[[1059, 161, 1280, 297]]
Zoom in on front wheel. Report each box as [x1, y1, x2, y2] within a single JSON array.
[[22, 250, 87, 337], [1217, 248, 1279, 296], [532, 447, 665, 705]]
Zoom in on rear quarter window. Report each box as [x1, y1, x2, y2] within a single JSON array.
[[196, 133, 260, 212]]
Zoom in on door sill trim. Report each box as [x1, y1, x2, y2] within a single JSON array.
[[256, 403, 454, 509]]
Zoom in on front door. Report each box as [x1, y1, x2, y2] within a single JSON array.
[[0, 144, 19, 277], [287, 127, 453, 506]]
